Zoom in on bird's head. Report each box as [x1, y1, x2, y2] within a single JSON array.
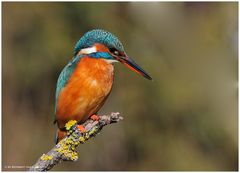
[[74, 29, 152, 80]]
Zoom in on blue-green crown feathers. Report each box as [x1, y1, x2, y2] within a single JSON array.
[[74, 29, 125, 55]]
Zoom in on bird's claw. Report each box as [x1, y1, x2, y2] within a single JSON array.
[[77, 125, 86, 133], [90, 114, 100, 121]]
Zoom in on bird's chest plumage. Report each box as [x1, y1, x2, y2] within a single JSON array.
[[56, 57, 114, 128]]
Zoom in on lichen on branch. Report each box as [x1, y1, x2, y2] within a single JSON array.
[[29, 112, 123, 171]]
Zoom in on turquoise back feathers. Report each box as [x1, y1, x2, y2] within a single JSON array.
[[55, 55, 82, 113]]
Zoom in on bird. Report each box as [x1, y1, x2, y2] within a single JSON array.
[[54, 29, 152, 143]]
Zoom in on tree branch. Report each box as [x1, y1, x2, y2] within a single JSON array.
[[29, 112, 123, 171]]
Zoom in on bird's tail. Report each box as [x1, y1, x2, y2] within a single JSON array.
[[55, 128, 67, 144]]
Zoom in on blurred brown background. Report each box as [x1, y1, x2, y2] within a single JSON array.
[[2, 2, 238, 171]]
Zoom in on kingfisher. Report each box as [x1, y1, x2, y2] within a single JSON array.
[[54, 29, 152, 143]]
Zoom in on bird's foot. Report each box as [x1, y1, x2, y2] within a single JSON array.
[[90, 114, 100, 121], [77, 125, 86, 133]]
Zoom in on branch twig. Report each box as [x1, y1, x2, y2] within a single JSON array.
[[29, 112, 123, 171]]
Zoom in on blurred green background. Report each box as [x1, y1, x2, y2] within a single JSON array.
[[2, 2, 238, 171]]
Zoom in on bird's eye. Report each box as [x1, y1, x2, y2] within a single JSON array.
[[109, 48, 120, 56]]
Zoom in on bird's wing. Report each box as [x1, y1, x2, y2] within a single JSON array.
[[54, 55, 82, 117]]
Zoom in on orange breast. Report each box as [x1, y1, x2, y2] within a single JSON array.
[[56, 57, 114, 128]]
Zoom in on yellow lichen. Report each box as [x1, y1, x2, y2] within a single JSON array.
[[85, 134, 90, 140], [64, 151, 78, 161], [53, 120, 102, 162], [79, 136, 85, 142], [54, 138, 79, 161], [89, 127, 98, 136], [65, 120, 77, 130], [54, 142, 69, 154], [65, 138, 74, 145], [40, 154, 53, 161]]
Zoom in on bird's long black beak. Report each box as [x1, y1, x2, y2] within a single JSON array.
[[118, 56, 152, 80]]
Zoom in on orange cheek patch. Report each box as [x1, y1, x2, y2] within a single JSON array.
[[94, 43, 110, 53]]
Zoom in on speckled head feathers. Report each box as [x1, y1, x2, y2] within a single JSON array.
[[74, 29, 124, 55]]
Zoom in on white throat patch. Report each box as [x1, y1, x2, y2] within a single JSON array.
[[104, 59, 119, 64]]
